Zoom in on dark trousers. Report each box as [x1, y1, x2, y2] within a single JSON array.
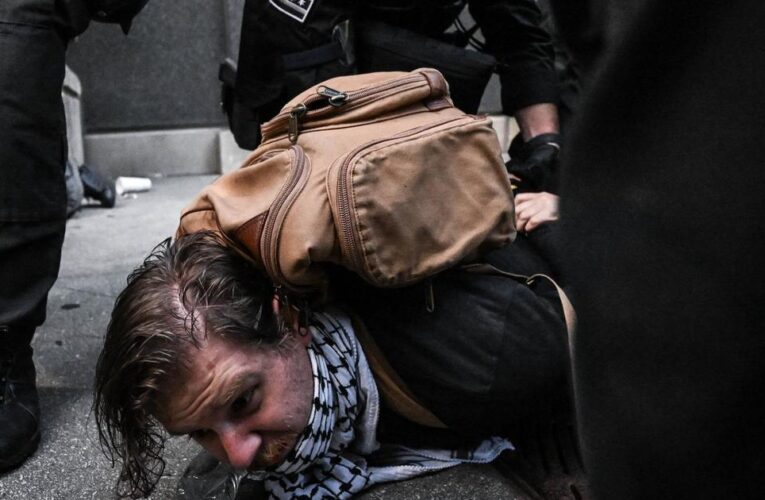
[[552, 1, 765, 498], [1, 0, 69, 346]]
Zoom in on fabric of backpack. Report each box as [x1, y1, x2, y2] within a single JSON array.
[[178, 68, 515, 295]]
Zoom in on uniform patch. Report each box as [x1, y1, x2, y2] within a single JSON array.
[[269, 0, 316, 23]]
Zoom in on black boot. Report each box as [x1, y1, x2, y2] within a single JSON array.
[[0, 330, 40, 470]]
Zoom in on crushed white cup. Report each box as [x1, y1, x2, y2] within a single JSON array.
[[115, 176, 152, 197]]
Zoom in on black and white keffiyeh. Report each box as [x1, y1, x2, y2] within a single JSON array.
[[248, 310, 513, 499]]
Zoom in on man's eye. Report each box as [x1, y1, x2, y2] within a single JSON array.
[[231, 388, 255, 414]]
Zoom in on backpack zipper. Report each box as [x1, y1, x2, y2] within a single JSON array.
[[335, 115, 479, 275], [264, 74, 426, 142], [316, 85, 349, 106], [261, 146, 309, 288]]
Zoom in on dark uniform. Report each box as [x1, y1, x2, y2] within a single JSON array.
[[0, 0, 86, 470], [231, 0, 560, 148], [0, 0, 85, 334], [0, 0, 146, 470], [357, 0, 558, 116]]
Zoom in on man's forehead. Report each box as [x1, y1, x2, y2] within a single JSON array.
[[154, 336, 268, 419]]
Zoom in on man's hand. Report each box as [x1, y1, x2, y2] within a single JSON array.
[[506, 132, 561, 192], [514, 192, 560, 233]]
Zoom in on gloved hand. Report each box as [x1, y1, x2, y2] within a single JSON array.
[[506, 132, 561, 192]]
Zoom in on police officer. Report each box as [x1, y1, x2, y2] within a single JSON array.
[[230, 0, 564, 193], [0, 0, 149, 470]]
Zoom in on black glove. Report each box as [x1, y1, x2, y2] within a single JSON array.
[[506, 132, 561, 192]]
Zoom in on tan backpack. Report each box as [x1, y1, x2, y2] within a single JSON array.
[[177, 68, 515, 294]]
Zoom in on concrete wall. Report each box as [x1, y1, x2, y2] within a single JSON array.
[[63, 0, 251, 177], [66, 1, 229, 132]]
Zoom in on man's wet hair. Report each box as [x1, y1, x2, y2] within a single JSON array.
[[93, 231, 285, 498]]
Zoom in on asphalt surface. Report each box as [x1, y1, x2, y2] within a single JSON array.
[[0, 176, 534, 499]]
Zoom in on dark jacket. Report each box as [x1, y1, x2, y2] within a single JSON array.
[[232, 0, 559, 148], [359, 0, 558, 114], [334, 233, 569, 446]]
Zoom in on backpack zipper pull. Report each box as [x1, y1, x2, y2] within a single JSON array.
[[316, 85, 348, 107], [288, 103, 307, 144], [425, 279, 435, 313]]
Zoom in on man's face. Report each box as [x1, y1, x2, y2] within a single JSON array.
[[156, 331, 314, 471]]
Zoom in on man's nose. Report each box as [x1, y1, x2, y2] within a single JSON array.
[[217, 426, 262, 470]]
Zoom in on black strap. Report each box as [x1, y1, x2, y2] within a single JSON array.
[[283, 40, 345, 71]]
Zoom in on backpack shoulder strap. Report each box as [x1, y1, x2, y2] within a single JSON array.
[[528, 272, 576, 342], [347, 312, 448, 429]]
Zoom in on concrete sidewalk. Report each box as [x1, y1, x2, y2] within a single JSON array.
[[0, 176, 531, 499]]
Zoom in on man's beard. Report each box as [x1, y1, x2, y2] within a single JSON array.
[[250, 432, 299, 469]]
